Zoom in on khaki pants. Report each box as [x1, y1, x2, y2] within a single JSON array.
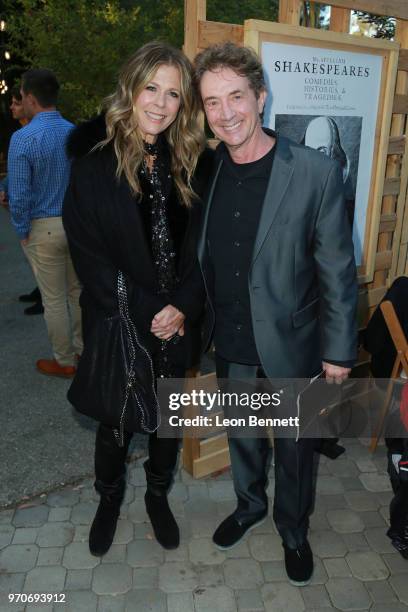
[[23, 217, 83, 366]]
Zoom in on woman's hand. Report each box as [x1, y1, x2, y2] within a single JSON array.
[[151, 305, 185, 340]]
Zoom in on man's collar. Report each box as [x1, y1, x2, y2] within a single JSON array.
[[215, 127, 278, 162], [31, 110, 60, 121]]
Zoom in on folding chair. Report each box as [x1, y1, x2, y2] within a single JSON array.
[[370, 300, 408, 452]]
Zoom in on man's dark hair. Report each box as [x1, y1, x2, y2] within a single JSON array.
[[21, 69, 59, 107], [10, 86, 22, 101], [194, 42, 266, 99]]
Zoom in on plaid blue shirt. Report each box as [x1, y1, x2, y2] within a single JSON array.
[[8, 111, 74, 239]]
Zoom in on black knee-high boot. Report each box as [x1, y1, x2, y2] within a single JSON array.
[[89, 423, 132, 556], [144, 433, 180, 550]]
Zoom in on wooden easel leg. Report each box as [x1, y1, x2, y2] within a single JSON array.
[[369, 359, 401, 452]]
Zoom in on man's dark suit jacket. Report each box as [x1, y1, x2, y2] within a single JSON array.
[[198, 133, 358, 378]]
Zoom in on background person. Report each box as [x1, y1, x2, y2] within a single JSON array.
[[364, 276, 408, 560], [7, 69, 82, 376], [63, 42, 212, 557], [0, 86, 43, 315], [0, 86, 29, 204]]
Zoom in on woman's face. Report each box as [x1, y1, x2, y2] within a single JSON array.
[[134, 64, 182, 144]]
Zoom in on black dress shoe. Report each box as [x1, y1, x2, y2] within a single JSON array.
[[19, 287, 41, 303], [213, 512, 267, 549], [316, 438, 345, 460], [283, 539, 314, 586], [24, 301, 44, 315], [145, 491, 180, 550], [387, 527, 408, 559]]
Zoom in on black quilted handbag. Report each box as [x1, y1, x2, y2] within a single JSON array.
[[67, 271, 160, 445]]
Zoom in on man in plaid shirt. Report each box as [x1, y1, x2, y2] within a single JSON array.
[[8, 69, 82, 377]]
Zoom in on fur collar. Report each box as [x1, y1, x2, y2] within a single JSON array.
[[66, 114, 215, 198], [66, 113, 169, 162], [66, 114, 107, 160]]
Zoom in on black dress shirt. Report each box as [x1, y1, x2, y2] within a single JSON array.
[[207, 142, 276, 364]]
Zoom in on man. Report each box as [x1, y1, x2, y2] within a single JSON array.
[[8, 69, 82, 377], [0, 86, 29, 205], [1, 86, 44, 316], [194, 43, 357, 586]]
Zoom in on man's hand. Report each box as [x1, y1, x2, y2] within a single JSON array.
[[20, 237, 29, 246], [322, 361, 351, 385], [151, 305, 185, 340]]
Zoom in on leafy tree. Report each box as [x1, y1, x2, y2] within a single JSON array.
[[2, 0, 332, 122], [3, 0, 283, 121], [137, 0, 184, 47], [301, 2, 327, 29], [3, 0, 186, 121], [206, 0, 278, 23], [354, 11, 395, 39]]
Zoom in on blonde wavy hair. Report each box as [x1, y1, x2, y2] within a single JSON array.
[[99, 41, 205, 207]]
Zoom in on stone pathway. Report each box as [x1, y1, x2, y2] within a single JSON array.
[[0, 438, 407, 612]]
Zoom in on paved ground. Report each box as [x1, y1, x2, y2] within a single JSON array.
[[0, 205, 101, 506], [0, 439, 407, 612], [2, 208, 408, 611]]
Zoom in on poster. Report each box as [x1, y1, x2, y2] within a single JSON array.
[[262, 41, 383, 266]]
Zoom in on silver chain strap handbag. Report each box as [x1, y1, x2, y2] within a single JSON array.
[[112, 271, 160, 447]]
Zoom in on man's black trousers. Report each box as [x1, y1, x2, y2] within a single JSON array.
[[215, 354, 315, 549]]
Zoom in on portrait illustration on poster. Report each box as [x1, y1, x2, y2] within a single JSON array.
[[262, 41, 383, 266], [275, 114, 362, 230]]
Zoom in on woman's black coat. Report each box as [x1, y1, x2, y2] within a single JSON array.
[[62, 115, 213, 422]]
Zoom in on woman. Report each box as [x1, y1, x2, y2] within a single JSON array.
[[63, 42, 212, 556]]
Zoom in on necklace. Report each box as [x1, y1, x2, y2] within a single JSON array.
[[141, 140, 179, 377]]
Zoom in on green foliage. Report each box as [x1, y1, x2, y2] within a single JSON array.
[[137, 0, 184, 47], [354, 11, 395, 39], [301, 2, 327, 29], [206, 0, 278, 23], [3, 0, 185, 121], [2, 0, 282, 122]]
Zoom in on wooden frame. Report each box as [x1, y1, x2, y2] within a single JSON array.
[[180, 373, 231, 478], [269, 4, 408, 331], [244, 20, 400, 283], [326, 1, 408, 20]]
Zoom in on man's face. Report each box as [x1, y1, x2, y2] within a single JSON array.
[[10, 96, 25, 121], [20, 88, 35, 120], [200, 67, 266, 151]]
